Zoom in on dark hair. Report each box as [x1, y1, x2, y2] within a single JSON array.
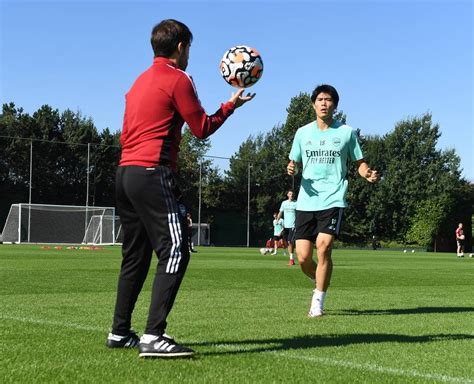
[[151, 19, 193, 58], [311, 84, 339, 108]]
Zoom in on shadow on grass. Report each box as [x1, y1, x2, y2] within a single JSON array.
[[189, 333, 474, 356], [333, 307, 474, 316]]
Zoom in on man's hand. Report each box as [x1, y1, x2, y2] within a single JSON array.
[[229, 88, 256, 109], [287, 160, 297, 176], [365, 168, 379, 183], [357, 160, 379, 183]]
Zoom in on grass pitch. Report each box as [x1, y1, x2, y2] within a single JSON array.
[[0, 245, 473, 383]]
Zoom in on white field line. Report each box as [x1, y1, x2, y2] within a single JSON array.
[[2, 315, 472, 384], [0, 315, 104, 332], [210, 343, 474, 384], [273, 351, 474, 384]]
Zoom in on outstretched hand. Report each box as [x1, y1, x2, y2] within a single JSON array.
[[229, 88, 256, 109]]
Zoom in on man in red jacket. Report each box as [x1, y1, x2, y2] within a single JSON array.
[[106, 19, 254, 358]]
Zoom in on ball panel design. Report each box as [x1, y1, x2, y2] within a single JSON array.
[[220, 45, 263, 88]]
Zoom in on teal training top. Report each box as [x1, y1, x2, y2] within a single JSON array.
[[289, 120, 363, 211], [273, 218, 284, 236], [279, 200, 297, 228]]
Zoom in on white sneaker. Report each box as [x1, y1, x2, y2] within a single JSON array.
[[271, 251, 277, 255]]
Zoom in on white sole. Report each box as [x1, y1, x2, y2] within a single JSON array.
[[139, 352, 194, 358]]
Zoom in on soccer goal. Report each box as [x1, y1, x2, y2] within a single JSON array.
[[192, 223, 210, 246], [1, 203, 117, 245], [82, 214, 122, 245]]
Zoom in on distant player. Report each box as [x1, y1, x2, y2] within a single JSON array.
[[187, 213, 197, 253], [287, 84, 379, 317], [277, 190, 297, 265], [272, 212, 284, 255], [455, 223, 465, 257]]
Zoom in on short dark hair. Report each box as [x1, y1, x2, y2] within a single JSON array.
[[151, 19, 193, 58], [311, 84, 339, 108]]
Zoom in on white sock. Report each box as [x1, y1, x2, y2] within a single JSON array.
[[312, 289, 326, 308], [140, 334, 159, 343], [290, 253, 294, 260]]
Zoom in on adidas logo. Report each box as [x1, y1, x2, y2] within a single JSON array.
[[153, 339, 176, 352]]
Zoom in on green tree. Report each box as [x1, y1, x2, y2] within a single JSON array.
[[177, 127, 223, 214], [406, 197, 454, 247]]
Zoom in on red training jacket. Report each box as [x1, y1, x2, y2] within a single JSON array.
[[119, 57, 235, 171]]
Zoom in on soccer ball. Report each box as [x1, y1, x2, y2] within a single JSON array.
[[259, 248, 270, 255], [220, 45, 263, 88], [403, 250, 407, 253]]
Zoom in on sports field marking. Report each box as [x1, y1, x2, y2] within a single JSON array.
[[211, 343, 474, 384], [1, 315, 104, 332], [274, 351, 473, 384], [2, 315, 472, 384]]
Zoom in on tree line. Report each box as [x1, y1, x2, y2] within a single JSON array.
[[1, 97, 472, 250]]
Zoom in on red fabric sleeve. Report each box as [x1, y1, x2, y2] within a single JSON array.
[[172, 73, 236, 139]]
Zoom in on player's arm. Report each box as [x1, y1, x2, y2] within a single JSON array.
[[288, 129, 302, 175], [356, 159, 379, 183], [173, 75, 254, 139]]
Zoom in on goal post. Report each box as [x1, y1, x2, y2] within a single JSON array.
[[1, 203, 117, 245]]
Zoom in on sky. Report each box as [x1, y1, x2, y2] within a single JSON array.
[[1, 0, 473, 180]]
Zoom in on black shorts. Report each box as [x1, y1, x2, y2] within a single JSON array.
[[295, 207, 344, 241], [273, 235, 282, 241], [457, 240, 464, 247], [282, 228, 296, 245]]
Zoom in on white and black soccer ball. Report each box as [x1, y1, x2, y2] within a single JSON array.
[[259, 247, 269, 255], [220, 45, 263, 88]]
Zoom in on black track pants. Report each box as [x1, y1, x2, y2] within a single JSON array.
[[111, 166, 190, 336]]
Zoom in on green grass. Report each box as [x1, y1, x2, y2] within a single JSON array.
[[0, 245, 473, 383]]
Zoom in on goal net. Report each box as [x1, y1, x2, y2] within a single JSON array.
[[83, 214, 122, 245], [1, 203, 117, 245]]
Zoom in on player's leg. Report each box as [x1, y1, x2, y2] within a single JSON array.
[[134, 167, 193, 357], [315, 233, 334, 292], [272, 236, 278, 255], [307, 232, 334, 317], [296, 239, 316, 281], [288, 232, 295, 264], [295, 211, 317, 280], [283, 229, 294, 264], [309, 207, 343, 317], [107, 166, 153, 348]]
